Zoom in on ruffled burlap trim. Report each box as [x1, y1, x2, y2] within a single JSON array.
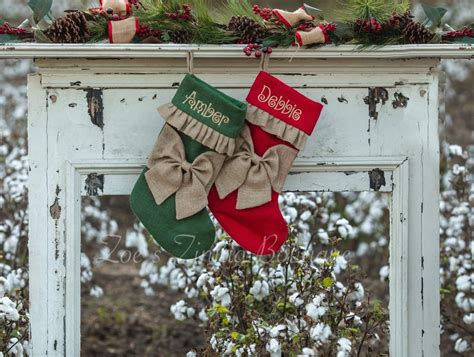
[[246, 104, 308, 150], [158, 103, 237, 156]]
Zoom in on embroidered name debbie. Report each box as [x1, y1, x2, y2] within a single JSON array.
[[258, 85, 302, 121], [182, 91, 229, 126]]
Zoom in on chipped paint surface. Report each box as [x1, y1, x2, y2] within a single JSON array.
[[49, 185, 62, 221], [364, 87, 389, 120], [27, 56, 443, 357], [337, 95, 348, 103], [369, 168, 386, 191], [85, 89, 104, 129], [393, 92, 410, 109], [84, 173, 104, 196]]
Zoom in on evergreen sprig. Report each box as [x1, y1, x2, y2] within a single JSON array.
[[337, 0, 409, 23]]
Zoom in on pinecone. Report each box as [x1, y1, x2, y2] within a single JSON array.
[[402, 20, 434, 44], [227, 16, 266, 44], [169, 30, 193, 43], [388, 10, 414, 28], [47, 11, 90, 43]]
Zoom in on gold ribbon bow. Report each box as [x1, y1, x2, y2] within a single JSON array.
[[215, 126, 298, 210], [145, 125, 225, 220]]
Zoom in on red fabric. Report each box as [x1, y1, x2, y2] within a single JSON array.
[[246, 71, 323, 136], [208, 124, 293, 255], [272, 9, 292, 27], [108, 20, 113, 43], [209, 73, 324, 255]]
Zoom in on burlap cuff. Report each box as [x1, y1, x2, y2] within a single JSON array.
[[246, 104, 308, 150], [159, 103, 238, 156]]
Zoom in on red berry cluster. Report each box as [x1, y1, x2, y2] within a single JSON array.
[[252, 4, 273, 21], [243, 43, 273, 58], [0, 22, 27, 35], [165, 4, 193, 21], [387, 11, 413, 27], [445, 26, 474, 38], [100, 7, 128, 20], [129, 0, 145, 10], [320, 22, 337, 33], [136, 23, 162, 38], [355, 18, 382, 33], [297, 23, 315, 31]]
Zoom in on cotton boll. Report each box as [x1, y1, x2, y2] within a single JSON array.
[[270, 324, 286, 337], [306, 302, 327, 321], [266, 338, 281, 356], [345, 312, 362, 326], [0, 277, 7, 298], [317, 229, 329, 244], [300, 347, 315, 356], [337, 337, 352, 357], [300, 210, 312, 221], [186, 351, 197, 357], [454, 338, 469, 353], [213, 240, 227, 252], [210, 286, 232, 307], [309, 323, 331, 342], [356, 242, 369, 256], [456, 274, 472, 292], [7, 338, 23, 356], [89, 286, 103, 298], [285, 207, 298, 223], [198, 308, 209, 322], [219, 248, 230, 263], [249, 280, 270, 302], [125, 229, 149, 258], [0, 297, 19, 321], [306, 294, 327, 321], [455, 292, 474, 312], [337, 225, 348, 239], [289, 292, 304, 307], [333, 255, 348, 274], [379, 265, 390, 282], [463, 313, 474, 325], [449, 145, 464, 157], [349, 282, 364, 302], [170, 300, 195, 321]]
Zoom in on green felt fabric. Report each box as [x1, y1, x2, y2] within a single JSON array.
[[130, 129, 216, 259], [172, 74, 247, 138], [130, 75, 247, 259]]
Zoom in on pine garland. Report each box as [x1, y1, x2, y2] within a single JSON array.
[[1, 0, 473, 50]]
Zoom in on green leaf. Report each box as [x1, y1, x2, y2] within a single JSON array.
[[452, 36, 474, 45], [28, 0, 54, 23], [213, 304, 229, 314], [230, 331, 239, 340], [34, 29, 52, 43], [303, 3, 322, 18], [0, 34, 22, 43], [421, 4, 447, 27], [322, 276, 333, 288], [161, 32, 171, 42]]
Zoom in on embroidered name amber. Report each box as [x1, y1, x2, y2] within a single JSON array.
[[182, 91, 230, 126], [258, 85, 302, 121]]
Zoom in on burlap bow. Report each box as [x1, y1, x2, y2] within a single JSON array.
[[145, 125, 225, 220], [215, 126, 298, 210]]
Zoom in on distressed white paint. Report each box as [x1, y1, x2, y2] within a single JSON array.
[[11, 44, 472, 357]]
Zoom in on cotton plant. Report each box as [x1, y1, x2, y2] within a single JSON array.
[[439, 143, 473, 354], [140, 227, 389, 355], [0, 77, 30, 354]]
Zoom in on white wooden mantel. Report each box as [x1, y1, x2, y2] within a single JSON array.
[[1, 43, 473, 357]]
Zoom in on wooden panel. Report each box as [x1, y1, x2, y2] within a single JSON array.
[[27, 55, 442, 357]]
